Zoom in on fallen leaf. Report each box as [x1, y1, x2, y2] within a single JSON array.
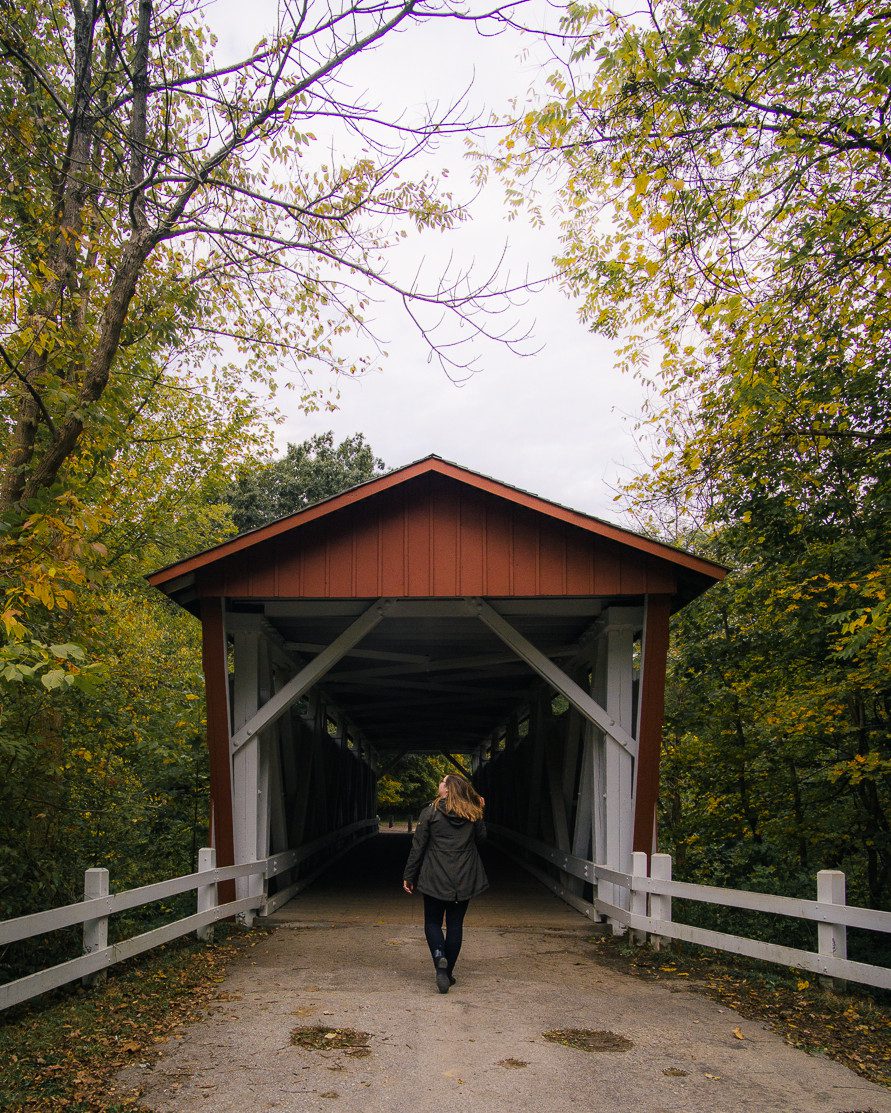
[[733, 1027, 745, 1040]]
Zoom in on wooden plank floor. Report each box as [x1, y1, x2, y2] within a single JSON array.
[[263, 830, 589, 930]]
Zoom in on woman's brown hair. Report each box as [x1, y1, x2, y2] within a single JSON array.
[[433, 774, 485, 822]]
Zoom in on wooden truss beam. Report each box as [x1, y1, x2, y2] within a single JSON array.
[[441, 752, 472, 778], [285, 642, 430, 666], [229, 599, 391, 755], [332, 678, 528, 699], [324, 647, 575, 684], [470, 598, 639, 759]]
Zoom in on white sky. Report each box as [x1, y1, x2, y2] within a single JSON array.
[[211, 0, 649, 520]]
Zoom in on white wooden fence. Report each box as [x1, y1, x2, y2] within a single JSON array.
[[488, 823, 891, 992], [0, 819, 377, 1012]]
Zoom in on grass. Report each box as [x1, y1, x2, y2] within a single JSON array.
[[0, 925, 267, 1112], [588, 933, 891, 1087]]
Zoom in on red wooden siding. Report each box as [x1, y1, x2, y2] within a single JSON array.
[[199, 474, 677, 600]]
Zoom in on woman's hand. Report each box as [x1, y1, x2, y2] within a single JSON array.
[[402, 880, 414, 895]]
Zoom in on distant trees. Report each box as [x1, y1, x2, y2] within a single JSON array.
[[378, 754, 453, 818], [228, 433, 385, 533]]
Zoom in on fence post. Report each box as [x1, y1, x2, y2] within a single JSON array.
[[82, 867, 109, 987], [197, 847, 217, 943], [649, 853, 672, 952], [630, 852, 648, 945], [817, 869, 847, 992]]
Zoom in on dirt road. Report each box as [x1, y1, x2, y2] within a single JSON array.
[[115, 835, 891, 1113]]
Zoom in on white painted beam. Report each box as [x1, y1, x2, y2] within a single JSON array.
[[285, 642, 430, 665], [230, 599, 391, 754], [470, 598, 638, 759]]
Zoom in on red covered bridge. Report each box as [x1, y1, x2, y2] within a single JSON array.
[[148, 456, 725, 921]]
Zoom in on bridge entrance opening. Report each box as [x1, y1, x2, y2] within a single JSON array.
[[149, 457, 723, 924]]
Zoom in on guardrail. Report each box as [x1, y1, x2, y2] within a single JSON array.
[[487, 822, 891, 992], [0, 818, 377, 1012]]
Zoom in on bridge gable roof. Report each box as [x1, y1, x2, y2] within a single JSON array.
[[148, 455, 725, 604]]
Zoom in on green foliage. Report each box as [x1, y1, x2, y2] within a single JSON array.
[[377, 754, 453, 817], [228, 432, 386, 533], [659, 527, 891, 911], [0, 583, 212, 977], [503, 0, 891, 906]]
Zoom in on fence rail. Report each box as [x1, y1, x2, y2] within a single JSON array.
[[487, 822, 891, 992], [0, 819, 377, 1013]]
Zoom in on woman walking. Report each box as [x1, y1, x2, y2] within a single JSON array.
[[402, 774, 488, 993]]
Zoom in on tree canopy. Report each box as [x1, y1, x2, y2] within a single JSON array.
[[500, 0, 890, 906], [0, 0, 534, 687], [502, 0, 889, 530], [228, 432, 385, 533]]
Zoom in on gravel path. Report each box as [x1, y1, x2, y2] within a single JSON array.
[[115, 834, 891, 1113]]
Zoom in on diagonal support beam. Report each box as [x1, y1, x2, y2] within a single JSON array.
[[470, 598, 639, 760], [376, 745, 415, 778], [230, 599, 392, 754], [440, 751, 472, 779]]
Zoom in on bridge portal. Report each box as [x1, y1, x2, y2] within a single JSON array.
[[148, 457, 724, 925]]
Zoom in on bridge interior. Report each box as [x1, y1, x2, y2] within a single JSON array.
[[258, 596, 613, 758]]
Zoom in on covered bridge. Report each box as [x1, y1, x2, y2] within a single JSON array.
[[148, 456, 724, 921]]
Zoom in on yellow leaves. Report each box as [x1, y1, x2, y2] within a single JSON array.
[[649, 212, 672, 234], [633, 171, 651, 196], [1, 607, 26, 639]]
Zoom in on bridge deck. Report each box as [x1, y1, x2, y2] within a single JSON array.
[[264, 830, 589, 930]]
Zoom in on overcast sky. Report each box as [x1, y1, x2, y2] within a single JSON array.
[[212, 1, 648, 521]]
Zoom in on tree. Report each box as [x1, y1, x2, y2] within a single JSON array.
[[228, 432, 385, 533], [501, 0, 889, 533], [377, 754, 452, 817], [0, 0, 533, 682], [500, 0, 890, 903]]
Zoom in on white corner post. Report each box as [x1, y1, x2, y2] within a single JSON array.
[[231, 620, 265, 924], [817, 869, 847, 991], [268, 659, 292, 862], [592, 607, 641, 928], [197, 846, 218, 942], [228, 600, 390, 923], [82, 867, 109, 987]]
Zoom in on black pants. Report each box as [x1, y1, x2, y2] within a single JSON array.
[[422, 894, 469, 973]]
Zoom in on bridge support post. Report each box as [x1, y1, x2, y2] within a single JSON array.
[[594, 608, 641, 928], [232, 622, 265, 924], [200, 598, 235, 902], [633, 595, 671, 855]]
